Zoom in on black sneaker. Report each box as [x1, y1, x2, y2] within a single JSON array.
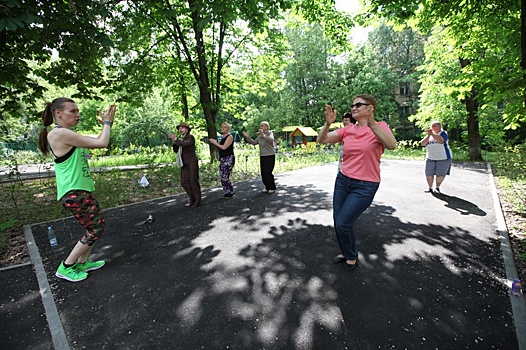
[[222, 193, 234, 198]]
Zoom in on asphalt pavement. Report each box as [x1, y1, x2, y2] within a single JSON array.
[[1, 159, 525, 349]]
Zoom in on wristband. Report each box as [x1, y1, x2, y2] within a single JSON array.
[[103, 121, 112, 126]]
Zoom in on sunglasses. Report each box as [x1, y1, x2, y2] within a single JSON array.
[[351, 102, 371, 109]]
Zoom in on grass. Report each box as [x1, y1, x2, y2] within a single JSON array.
[[1, 142, 524, 267]]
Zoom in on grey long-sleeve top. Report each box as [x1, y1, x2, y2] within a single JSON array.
[[244, 130, 275, 156]]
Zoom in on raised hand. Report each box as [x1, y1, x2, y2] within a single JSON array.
[[97, 104, 116, 125], [324, 105, 337, 125]]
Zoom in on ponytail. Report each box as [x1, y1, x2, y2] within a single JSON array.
[[37, 98, 75, 156]]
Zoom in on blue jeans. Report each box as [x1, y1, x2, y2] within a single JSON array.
[[333, 172, 379, 261]]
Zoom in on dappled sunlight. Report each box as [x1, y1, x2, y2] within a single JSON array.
[[382, 237, 461, 275], [28, 161, 515, 349], [176, 288, 206, 331]]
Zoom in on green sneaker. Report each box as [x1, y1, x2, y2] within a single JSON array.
[[55, 262, 88, 282], [76, 259, 105, 272]]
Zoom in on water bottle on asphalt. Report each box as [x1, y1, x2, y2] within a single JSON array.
[[47, 226, 58, 247]]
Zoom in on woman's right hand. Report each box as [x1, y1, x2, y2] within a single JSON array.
[[168, 132, 177, 141]]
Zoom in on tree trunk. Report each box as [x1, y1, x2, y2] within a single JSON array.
[[180, 78, 189, 120], [521, 0, 526, 108], [465, 91, 484, 161], [189, 0, 219, 161], [0, 111, 9, 136], [459, 58, 483, 161]]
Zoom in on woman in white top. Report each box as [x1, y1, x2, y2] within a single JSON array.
[[420, 120, 453, 193]]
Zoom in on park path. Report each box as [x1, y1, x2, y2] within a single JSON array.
[[1, 159, 525, 349]]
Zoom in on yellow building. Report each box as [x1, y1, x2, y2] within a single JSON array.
[[291, 127, 318, 148]]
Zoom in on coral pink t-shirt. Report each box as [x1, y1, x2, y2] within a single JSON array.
[[336, 121, 392, 182]]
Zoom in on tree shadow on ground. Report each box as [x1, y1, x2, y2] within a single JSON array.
[[31, 173, 516, 349]]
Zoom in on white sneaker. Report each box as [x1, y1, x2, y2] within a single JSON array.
[[268, 190, 275, 193], [261, 189, 269, 193]]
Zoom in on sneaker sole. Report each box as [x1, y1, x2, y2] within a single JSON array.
[[55, 272, 87, 282]]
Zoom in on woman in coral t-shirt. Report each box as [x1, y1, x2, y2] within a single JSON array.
[[317, 94, 397, 271]]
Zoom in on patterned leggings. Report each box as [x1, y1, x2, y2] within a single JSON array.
[[60, 190, 105, 246], [219, 155, 235, 195]]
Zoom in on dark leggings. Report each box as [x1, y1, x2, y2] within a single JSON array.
[[60, 190, 105, 246], [260, 155, 276, 190]]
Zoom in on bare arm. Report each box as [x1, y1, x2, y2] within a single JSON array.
[[366, 112, 397, 150], [420, 129, 444, 146], [209, 135, 233, 150], [368, 124, 397, 150], [48, 104, 116, 155]]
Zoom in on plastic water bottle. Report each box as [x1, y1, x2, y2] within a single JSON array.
[[47, 226, 58, 247], [511, 279, 523, 298]]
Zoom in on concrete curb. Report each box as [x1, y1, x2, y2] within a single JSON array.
[[24, 225, 70, 350], [487, 163, 526, 349]]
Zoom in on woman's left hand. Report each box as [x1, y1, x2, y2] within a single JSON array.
[[324, 105, 337, 125], [96, 104, 116, 125]]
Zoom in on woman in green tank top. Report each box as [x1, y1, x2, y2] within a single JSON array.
[[38, 98, 116, 283]]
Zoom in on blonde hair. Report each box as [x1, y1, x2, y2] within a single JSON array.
[[221, 122, 231, 132], [430, 120, 442, 129]]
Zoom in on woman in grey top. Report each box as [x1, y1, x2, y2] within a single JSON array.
[[242, 121, 276, 193]]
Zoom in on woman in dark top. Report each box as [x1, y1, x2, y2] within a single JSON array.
[[209, 122, 235, 198], [168, 122, 201, 207]]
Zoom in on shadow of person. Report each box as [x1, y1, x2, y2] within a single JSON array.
[[432, 192, 487, 216]]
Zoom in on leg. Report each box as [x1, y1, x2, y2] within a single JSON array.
[[58, 191, 106, 281], [426, 175, 434, 188], [435, 175, 445, 188], [424, 159, 436, 192], [260, 156, 268, 189], [260, 155, 276, 190], [64, 242, 92, 265], [333, 174, 379, 262], [220, 155, 235, 195], [267, 155, 276, 190], [62, 190, 105, 263], [187, 161, 201, 206], [180, 166, 193, 204], [434, 158, 452, 191]]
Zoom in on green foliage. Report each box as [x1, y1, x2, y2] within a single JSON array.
[[495, 144, 526, 180], [1, 0, 115, 121], [364, 0, 525, 153], [396, 140, 421, 150]]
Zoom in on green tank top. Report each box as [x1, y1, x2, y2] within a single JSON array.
[[54, 147, 95, 200]]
